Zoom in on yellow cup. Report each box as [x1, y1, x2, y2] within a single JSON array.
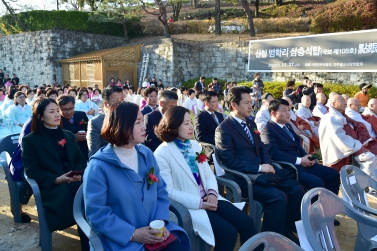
[[149, 220, 164, 237]]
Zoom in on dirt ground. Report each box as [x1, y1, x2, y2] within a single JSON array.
[[1, 167, 377, 251]]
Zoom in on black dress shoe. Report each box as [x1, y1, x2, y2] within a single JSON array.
[[284, 230, 300, 246], [334, 219, 340, 226]]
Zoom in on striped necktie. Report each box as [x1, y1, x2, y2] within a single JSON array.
[[241, 120, 254, 146], [283, 125, 295, 141]]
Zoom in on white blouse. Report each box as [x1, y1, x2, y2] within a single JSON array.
[[75, 99, 99, 120], [183, 98, 199, 115]]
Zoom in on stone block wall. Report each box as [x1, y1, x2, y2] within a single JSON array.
[[142, 38, 377, 87], [1, 30, 375, 88], [0, 29, 123, 86]]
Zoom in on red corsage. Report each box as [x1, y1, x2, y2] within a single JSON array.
[[58, 139, 66, 147], [146, 167, 158, 190], [253, 128, 260, 135], [79, 119, 87, 125], [195, 150, 207, 163]]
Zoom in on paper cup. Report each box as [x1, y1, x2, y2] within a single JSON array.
[[149, 220, 164, 237]]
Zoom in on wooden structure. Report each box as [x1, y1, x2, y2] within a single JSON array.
[[59, 44, 141, 89]]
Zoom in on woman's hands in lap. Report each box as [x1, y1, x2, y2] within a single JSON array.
[[202, 194, 218, 211], [54, 171, 82, 184], [133, 226, 170, 244]]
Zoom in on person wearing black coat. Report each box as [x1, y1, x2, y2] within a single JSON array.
[[195, 77, 206, 92], [144, 90, 178, 152], [195, 91, 224, 146], [21, 98, 89, 250], [57, 95, 90, 160]]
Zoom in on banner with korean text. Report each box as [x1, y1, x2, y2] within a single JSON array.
[[248, 29, 377, 72]]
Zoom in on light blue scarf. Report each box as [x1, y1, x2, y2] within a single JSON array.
[[174, 139, 201, 185]]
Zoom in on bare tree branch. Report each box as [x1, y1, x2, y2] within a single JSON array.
[[1, 0, 29, 31], [140, 0, 159, 15]]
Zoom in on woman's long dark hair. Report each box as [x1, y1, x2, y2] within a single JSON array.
[[31, 98, 58, 134]]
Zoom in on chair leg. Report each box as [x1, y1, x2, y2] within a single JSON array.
[[10, 197, 21, 223], [40, 231, 52, 251]]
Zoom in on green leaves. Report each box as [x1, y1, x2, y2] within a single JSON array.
[[0, 10, 143, 38]]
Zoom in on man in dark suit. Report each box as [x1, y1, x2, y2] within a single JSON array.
[[194, 76, 206, 92], [87, 86, 123, 157], [215, 86, 304, 243], [141, 86, 158, 116], [58, 95, 90, 160], [260, 99, 340, 196], [144, 90, 178, 152], [195, 91, 224, 145]]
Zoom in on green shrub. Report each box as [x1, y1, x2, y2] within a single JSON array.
[[237, 81, 377, 99], [310, 0, 377, 34], [261, 3, 304, 17], [0, 10, 143, 38]]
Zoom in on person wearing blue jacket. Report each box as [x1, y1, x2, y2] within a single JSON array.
[[83, 101, 190, 251]]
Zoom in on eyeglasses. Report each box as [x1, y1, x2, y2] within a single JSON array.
[[17, 96, 26, 99]]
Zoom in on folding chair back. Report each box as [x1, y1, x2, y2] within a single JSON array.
[[302, 187, 377, 251], [239, 232, 304, 251], [73, 185, 103, 251]]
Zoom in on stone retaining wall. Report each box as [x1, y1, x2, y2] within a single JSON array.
[[1, 30, 375, 87], [0, 29, 123, 86]]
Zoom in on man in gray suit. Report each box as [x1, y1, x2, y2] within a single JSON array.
[[87, 86, 123, 157]]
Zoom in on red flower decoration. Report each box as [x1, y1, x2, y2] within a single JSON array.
[[79, 119, 87, 125], [58, 138, 66, 147], [148, 173, 158, 182], [195, 150, 207, 163], [253, 128, 260, 135], [146, 167, 158, 190]]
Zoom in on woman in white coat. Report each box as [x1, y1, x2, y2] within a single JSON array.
[[154, 106, 257, 251]]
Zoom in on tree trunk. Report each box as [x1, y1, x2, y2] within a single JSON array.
[[172, 2, 182, 21], [156, 1, 171, 38], [241, 0, 255, 37], [122, 19, 130, 44], [57, 0, 59, 10], [214, 0, 221, 35], [275, 0, 282, 6], [194, 0, 198, 9], [255, 0, 259, 18], [1, 0, 29, 31]]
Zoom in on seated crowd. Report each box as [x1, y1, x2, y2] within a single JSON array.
[[4, 75, 377, 250]]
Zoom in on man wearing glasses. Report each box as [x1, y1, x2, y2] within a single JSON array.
[[195, 91, 224, 160]]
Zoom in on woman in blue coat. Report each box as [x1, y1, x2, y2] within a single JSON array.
[[83, 101, 190, 251]]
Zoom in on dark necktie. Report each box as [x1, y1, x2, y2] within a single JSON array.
[[283, 125, 295, 141], [241, 120, 254, 146], [211, 112, 218, 125]]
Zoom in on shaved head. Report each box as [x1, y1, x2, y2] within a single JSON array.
[[331, 94, 347, 113], [329, 92, 338, 99], [316, 93, 326, 104], [342, 94, 349, 102], [301, 95, 311, 108], [368, 98, 377, 114], [347, 98, 361, 112]]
